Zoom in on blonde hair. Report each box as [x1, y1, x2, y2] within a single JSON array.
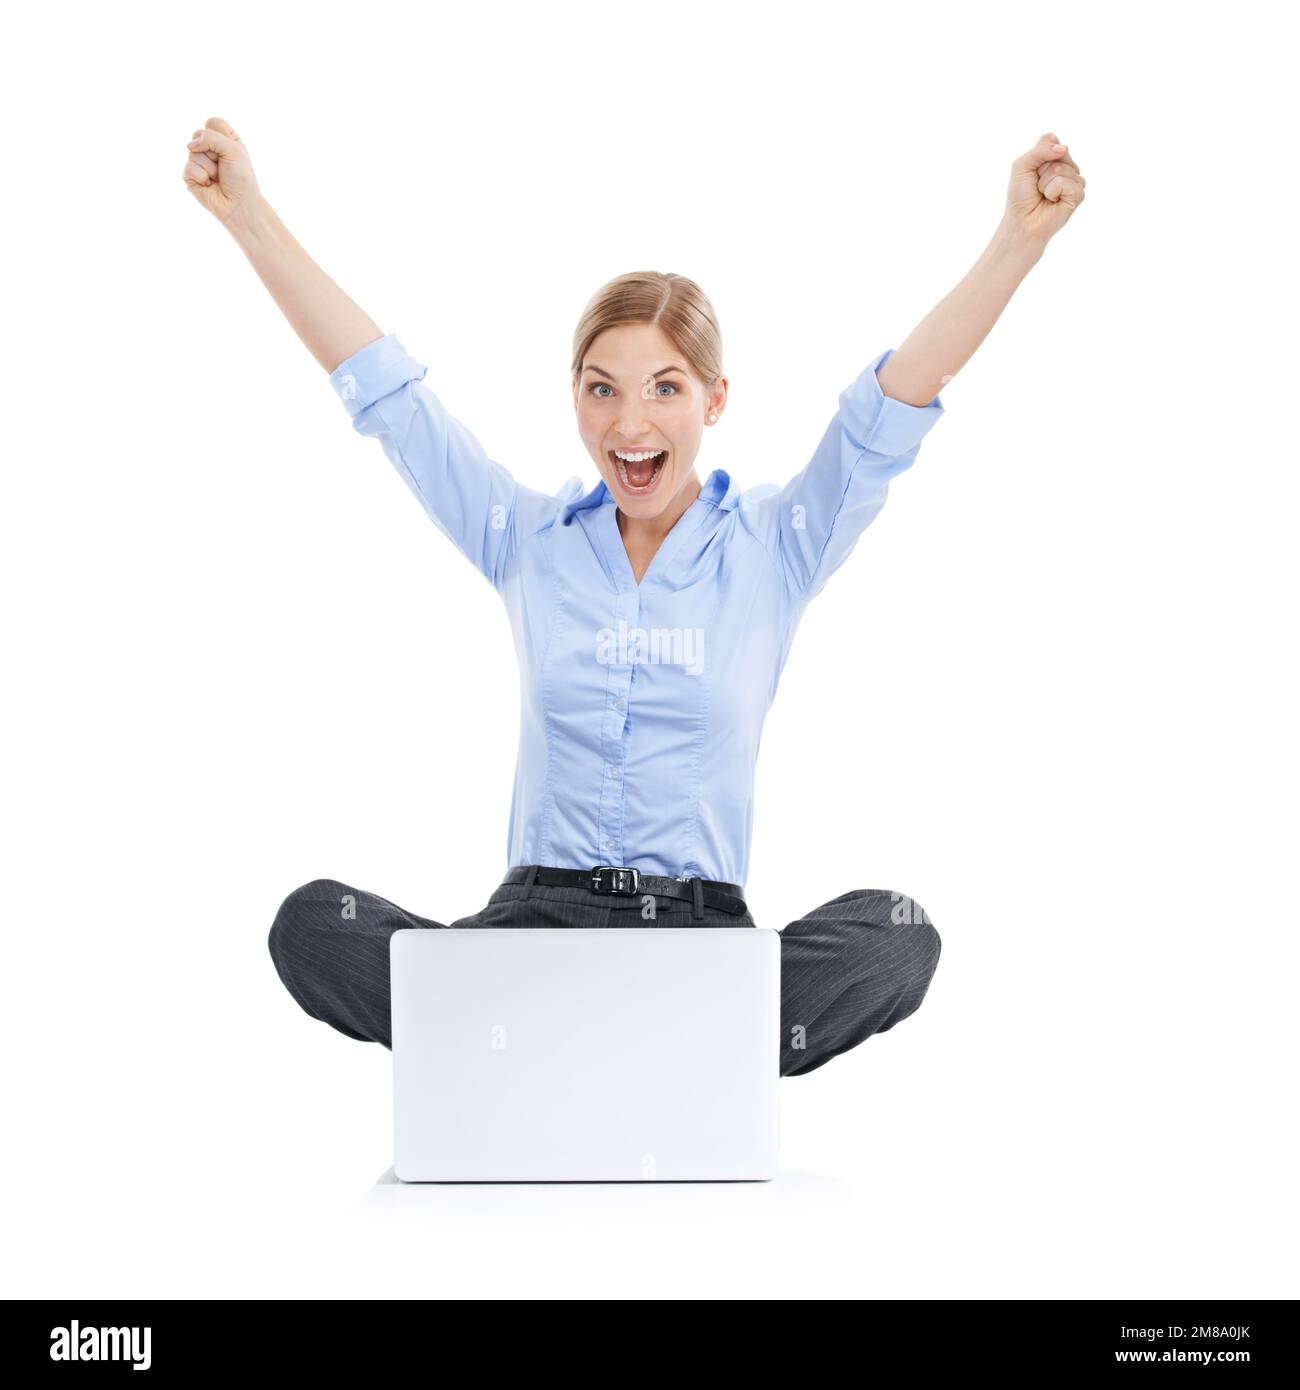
[[571, 271, 723, 391]]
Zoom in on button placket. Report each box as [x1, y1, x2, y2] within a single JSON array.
[[596, 588, 636, 862]]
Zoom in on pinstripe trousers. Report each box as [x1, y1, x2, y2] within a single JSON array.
[[268, 877, 941, 1077]]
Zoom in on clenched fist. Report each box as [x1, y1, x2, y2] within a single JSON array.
[[1005, 132, 1086, 247], [182, 116, 261, 224]]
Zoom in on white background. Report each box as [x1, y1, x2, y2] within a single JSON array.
[[2, 0, 1296, 1299]]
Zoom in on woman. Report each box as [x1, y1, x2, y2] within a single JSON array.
[[183, 119, 1084, 1077]]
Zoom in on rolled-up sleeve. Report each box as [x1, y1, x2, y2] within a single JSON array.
[[769, 347, 945, 602], [329, 333, 548, 591]]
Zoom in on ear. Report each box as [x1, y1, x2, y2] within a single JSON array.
[[708, 374, 729, 419]]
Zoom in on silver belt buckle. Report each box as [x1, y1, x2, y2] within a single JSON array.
[[591, 865, 640, 895]]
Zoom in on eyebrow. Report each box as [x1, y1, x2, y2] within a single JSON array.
[[581, 364, 687, 381]]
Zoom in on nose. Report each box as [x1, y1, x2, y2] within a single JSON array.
[[615, 415, 651, 443]]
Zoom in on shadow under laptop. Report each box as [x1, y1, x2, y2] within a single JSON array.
[[363, 1165, 851, 1207]]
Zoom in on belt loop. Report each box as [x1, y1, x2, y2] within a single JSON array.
[[522, 864, 539, 896], [690, 876, 704, 920]]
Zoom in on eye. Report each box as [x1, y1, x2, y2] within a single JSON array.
[[655, 381, 679, 397], [587, 382, 613, 398]]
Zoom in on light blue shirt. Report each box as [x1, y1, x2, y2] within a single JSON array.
[[330, 333, 945, 887]]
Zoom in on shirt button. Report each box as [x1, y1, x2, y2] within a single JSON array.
[[610, 766, 622, 779], [614, 697, 626, 711]]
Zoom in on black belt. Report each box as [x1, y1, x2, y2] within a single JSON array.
[[503, 865, 748, 919]]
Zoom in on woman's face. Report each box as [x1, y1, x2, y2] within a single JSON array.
[[573, 322, 725, 521]]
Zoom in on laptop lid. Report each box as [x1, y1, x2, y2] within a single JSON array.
[[392, 927, 780, 1182]]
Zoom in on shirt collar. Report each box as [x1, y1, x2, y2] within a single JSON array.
[[561, 467, 738, 524]]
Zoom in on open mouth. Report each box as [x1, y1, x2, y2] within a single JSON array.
[[608, 448, 668, 496]]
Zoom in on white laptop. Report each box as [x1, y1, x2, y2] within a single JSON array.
[[391, 926, 780, 1182]]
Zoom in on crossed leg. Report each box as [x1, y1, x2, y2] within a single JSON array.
[[268, 879, 941, 1070], [777, 889, 942, 1076], [268, 879, 443, 1049]]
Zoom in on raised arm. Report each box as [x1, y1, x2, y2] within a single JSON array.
[[876, 132, 1086, 407], [182, 116, 561, 590], [183, 117, 382, 373], [750, 131, 1087, 603]]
